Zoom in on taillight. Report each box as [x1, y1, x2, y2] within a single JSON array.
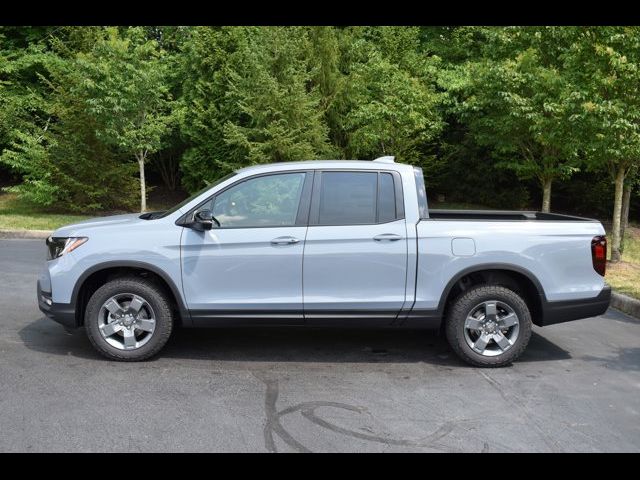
[[591, 235, 607, 276]]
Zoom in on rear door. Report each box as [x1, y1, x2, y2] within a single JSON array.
[[302, 170, 408, 325]]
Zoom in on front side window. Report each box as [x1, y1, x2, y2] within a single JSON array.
[[158, 172, 237, 219], [209, 172, 306, 228]]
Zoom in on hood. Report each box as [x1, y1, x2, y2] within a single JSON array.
[[52, 213, 148, 237]]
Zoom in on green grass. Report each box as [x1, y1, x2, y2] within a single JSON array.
[[606, 227, 640, 299], [619, 229, 640, 264], [0, 193, 91, 231]]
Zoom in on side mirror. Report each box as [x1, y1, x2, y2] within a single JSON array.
[[192, 209, 220, 231]]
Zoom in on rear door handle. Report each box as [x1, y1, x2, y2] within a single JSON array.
[[271, 236, 301, 245], [373, 233, 403, 242]]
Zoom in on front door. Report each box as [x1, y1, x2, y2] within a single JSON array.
[[303, 170, 408, 325], [181, 171, 312, 326]]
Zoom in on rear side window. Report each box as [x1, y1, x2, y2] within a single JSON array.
[[314, 171, 402, 226], [318, 172, 377, 225]]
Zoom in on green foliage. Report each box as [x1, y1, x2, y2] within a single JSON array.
[[0, 26, 638, 231], [178, 26, 446, 193], [561, 27, 640, 258], [458, 29, 581, 188], [176, 27, 242, 191], [309, 27, 345, 151], [72, 27, 171, 160], [222, 27, 336, 165], [341, 27, 445, 164], [2, 128, 60, 206], [563, 27, 640, 174], [178, 27, 337, 192], [0, 28, 140, 211]]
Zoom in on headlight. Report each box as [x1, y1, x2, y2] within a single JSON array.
[[46, 236, 88, 260]]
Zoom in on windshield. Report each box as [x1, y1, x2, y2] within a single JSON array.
[[157, 172, 238, 219]]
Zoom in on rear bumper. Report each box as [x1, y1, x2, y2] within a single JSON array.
[[37, 280, 77, 329], [538, 285, 611, 326]]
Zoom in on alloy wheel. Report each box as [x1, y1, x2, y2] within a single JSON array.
[[97, 293, 156, 350], [462, 300, 520, 357]]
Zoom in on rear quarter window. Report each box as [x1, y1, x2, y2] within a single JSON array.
[[414, 167, 429, 219], [377, 172, 397, 223]]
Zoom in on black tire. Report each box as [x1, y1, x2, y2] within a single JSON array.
[[84, 276, 173, 361], [445, 285, 532, 368]]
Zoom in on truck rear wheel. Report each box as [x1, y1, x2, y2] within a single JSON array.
[[84, 276, 174, 361], [445, 285, 532, 367]]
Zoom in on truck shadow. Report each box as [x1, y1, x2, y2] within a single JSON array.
[[19, 317, 571, 365]]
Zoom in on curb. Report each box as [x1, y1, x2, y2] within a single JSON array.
[[611, 291, 640, 320], [0, 229, 51, 239]]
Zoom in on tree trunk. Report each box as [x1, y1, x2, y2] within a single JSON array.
[[156, 152, 179, 191], [137, 152, 147, 213], [541, 178, 552, 213], [610, 165, 626, 263], [620, 181, 632, 253]]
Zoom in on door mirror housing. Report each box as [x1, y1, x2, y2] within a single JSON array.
[[189, 209, 220, 231]]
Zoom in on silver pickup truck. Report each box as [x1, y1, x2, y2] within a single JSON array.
[[38, 156, 611, 366]]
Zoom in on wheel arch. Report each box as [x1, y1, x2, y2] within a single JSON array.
[[437, 263, 546, 327], [71, 261, 191, 327]]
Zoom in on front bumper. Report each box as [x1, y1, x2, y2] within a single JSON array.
[[538, 285, 611, 326], [37, 279, 77, 329]]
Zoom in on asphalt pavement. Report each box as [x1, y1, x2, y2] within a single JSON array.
[[1, 238, 639, 452]]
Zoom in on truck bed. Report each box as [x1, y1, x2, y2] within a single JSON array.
[[428, 209, 598, 222]]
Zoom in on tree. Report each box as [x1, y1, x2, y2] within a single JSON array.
[[564, 27, 640, 261], [308, 26, 348, 156], [455, 28, 581, 212], [340, 27, 445, 165], [178, 27, 336, 192], [222, 27, 336, 164], [0, 31, 137, 211], [176, 27, 239, 192], [0, 39, 54, 203], [70, 27, 171, 211]]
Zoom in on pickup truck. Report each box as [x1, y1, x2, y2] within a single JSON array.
[[37, 156, 611, 367]]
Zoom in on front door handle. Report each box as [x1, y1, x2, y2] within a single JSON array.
[[271, 236, 301, 245], [373, 233, 403, 242]]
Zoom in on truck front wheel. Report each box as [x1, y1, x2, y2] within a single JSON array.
[[445, 285, 532, 367], [84, 276, 174, 361]]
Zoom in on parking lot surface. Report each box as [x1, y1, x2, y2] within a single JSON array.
[[1, 238, 639, 452]]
